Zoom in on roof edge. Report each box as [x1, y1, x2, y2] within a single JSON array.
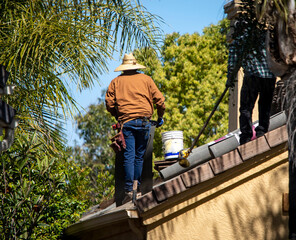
[[65, 206, 139, 236]]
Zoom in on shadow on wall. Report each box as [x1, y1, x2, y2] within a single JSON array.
[[222, 164, 288, 240], [147, 153, 288, 240]]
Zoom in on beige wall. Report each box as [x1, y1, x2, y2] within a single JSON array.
[[143, 151, 288, 240]]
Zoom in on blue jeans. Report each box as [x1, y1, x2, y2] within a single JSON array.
[[122, 118, 151, 192]]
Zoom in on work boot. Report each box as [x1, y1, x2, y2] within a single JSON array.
[[122, 191, 133, 205], [136, 191, 142, 198], [256, 130, 265, 138], [239, 137, 251, 145]]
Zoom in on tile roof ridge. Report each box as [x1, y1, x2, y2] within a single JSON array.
[[159, 111, 286, 181], [135, 116, 288, 213]]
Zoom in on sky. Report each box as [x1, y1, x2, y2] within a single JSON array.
[[65, 0, 228, 146]]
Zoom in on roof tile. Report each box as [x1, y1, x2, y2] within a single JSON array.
[[265, 125, 288, 148], [209, 135, 239, 158], [181, 163, 214, 188], [237, 136, 271, 161], [152, 176, 186, 202], [208, 149, 243, 174], [135, 192, 158, 213]]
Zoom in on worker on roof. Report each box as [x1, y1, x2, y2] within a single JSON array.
[[226, 19, 276, 145], [105, 53, 165, 204]]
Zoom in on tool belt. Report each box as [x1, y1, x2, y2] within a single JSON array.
[[110, 117, 149, 153], [110, 123, 126, 153]]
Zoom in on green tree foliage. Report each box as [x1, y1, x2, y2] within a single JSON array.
[[71, 20, 230, 186], [70, 91, 116, 203], [230, 0, 269, 66], [0, 132, 91, 240], [0, 0, 163, 238], [66, 20, 230, 219], [0, 0, 163, 150], [135, 19, 230, 158]]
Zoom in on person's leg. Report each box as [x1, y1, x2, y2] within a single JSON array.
[[134, 120, 151, 188], [239, 75, 259, 144], [122, 120, 136, 193], [256, 77, 276, 137]]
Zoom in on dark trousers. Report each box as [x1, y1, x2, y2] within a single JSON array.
[[239, 74, 276, 144], [122, 118, 151, 192]]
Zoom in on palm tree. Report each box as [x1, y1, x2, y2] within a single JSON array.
[[254, 0, 295, 162], [254, 0, 296, 238], [0, 0, 163, 151], [229, 0, 296, 237]]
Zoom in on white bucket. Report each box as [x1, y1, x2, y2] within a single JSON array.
[[161, 131, 184, 160]]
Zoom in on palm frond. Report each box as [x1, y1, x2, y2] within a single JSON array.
[[0, 0, 163, 150]]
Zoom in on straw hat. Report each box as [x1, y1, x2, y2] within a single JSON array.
[[114, 53, 146, 72]]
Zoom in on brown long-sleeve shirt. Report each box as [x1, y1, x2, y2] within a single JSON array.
[[105, 71, 165, 123]]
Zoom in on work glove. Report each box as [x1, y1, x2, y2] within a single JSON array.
[[156, 117, 164, 128]]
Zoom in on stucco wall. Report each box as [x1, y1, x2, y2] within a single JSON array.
[[145, 151, 288, 240]]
